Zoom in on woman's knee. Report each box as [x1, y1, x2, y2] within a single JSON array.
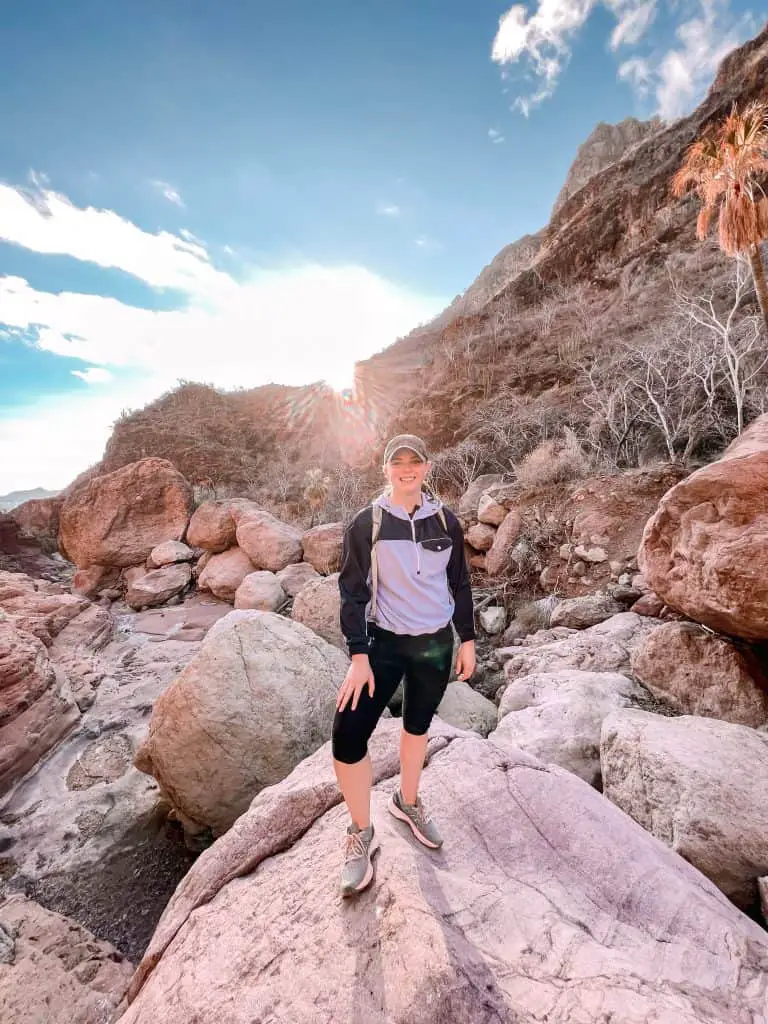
[[332, 711, 371, 764]]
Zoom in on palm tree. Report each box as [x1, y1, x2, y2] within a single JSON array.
[[673, 101, 768, 336]]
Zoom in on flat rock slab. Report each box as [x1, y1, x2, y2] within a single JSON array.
[[118, 720, 768, 1024], [131, 599, 232, 642]]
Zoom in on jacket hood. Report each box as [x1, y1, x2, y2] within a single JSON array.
[[373, 492, 444, 522]]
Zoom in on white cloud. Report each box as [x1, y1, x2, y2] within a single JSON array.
[[488, 128, 506, 144], [491, 0, 752, 118], [152, 180, 186, 208], [653, 0, 754, 119], [0, 184, 446, 490], [376, 202, 401, 216], [71, 367, 113, 384], [0, 180, 230, 295], [610, 0, 656, 48]]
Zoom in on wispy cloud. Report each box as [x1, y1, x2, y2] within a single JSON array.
[[71, 367, 113, 384], [152, 179, 186, 208], [491, 0, 755, 119], [488, 128, 506, 144], [376, 202, 401, 216], [0, 180, 230, 295]]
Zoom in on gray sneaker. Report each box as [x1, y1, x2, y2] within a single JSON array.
[[340, 823, 379, 897], [388, 790, 443, 849]]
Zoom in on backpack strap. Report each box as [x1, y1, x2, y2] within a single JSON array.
[[437, 507, 447, 532], [369, 504, 383, 621]]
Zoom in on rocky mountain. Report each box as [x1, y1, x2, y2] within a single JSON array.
[[70, 24, 768, 498], [551, 116, 661, 217]]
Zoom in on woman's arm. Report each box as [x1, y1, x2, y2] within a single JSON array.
[[338, 507, 374, 656], [445, 510, 476, 642]]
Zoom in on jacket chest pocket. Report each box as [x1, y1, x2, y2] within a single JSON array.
[[419, 536, 452, 576]]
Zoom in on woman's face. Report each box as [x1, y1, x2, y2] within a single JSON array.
[[384, 448, 430, 497]]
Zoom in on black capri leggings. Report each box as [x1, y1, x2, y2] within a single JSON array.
[[332, 623, 453, 765]]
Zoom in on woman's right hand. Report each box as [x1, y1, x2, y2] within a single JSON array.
[[336, 654, 376, 712]]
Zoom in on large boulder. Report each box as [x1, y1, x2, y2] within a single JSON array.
[[125, 563, 192, 611], [496, 669, 642, 787], [291, 573, 345, 650], [59, 458, 193, 569], [601, 709, 768, 908], [477, 492, 507, 526], [0, 617, 79, 795], [436, 682, 497, 736], [9, 496, 63, 550], [186, 499, 258, 553], [148, 541, 195, 568], [301, 522, 344, 574], [197, 547, 256, 602], [550, 593, 624, 630], [484, 510, 523, 577], [0, 895, 133, 1024], [71, 565, 121, 599], [119, 720, 768, 1024], [500, 612, 657, 683], [234, 571, 286, 611], [457, 474, 504, 517], [134, 611, 347, 834], [276, 561, 320, 597], [638, 414, 768, 640], [236, 511, 302, 572], [631, 621, 768, 727], [466, 522, 496, 552]]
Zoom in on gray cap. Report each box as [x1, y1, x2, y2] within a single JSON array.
[[383, 434, 429, 463]]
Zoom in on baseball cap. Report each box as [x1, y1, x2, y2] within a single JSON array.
[[383, 434, 429, 463]]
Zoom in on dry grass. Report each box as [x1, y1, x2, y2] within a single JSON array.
[[514, 430, 592, 488]]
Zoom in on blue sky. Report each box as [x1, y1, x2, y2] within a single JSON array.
[[0, 0, 760, 492]]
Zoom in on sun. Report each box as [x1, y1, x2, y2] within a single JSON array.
[[322, 358, 358, 394]]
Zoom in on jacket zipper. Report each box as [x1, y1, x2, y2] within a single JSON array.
[[410, 517, 421, 575]]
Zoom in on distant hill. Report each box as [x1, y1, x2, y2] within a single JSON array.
[[0, 487, 60, 511]]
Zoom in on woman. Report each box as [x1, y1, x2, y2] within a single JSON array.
[[332, 433, 476, 896]]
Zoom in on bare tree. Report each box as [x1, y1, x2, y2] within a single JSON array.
[[673, 260, 768, 434]]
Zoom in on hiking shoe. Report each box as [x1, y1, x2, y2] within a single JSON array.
[[388, 790, 443, 849], [340, 823, 379, 897]]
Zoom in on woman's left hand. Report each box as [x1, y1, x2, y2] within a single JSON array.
[[455, 640, 476, 681]]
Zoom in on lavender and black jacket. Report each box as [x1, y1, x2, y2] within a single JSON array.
[[339, 494, 476, 657]]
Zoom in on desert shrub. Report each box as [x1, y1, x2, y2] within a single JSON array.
[[514, 430, 591, 488]]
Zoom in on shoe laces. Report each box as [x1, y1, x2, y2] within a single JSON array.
[[407, 795, 431, 828], [345, 829, 367, 860]]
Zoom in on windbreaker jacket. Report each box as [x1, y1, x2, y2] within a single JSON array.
[[339, 493, 476, 656]]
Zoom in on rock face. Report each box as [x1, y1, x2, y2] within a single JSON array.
[[72, 565, 121, 599], [0, 513, 65, 579], [9, 496, 63, 548], [119, 720, 768, 1024], [496, 670, 642, 788], [233, 571, 286, 611], [501, 612, 656, 683], [550, 593, 624, 630], [0, 617, 79, 795], [291, 573, 345, 650], [466, 522, 496, 552], [0, 895, 133, 1024], [552, 117, 660, 216], [134, 611, 347, 834], [638, 414, 768, 640], [147, 541, 194, 568], [125, 564, 192, 611], [276, 562, 320, 597], [236, 511, 303, 572], [436, 682, 497, 736], [197, 547, 256, 602], [186, 499, 257, 553], [484, 510, 522, 576], [601, 709, 768, 909], [301, 522, 343, 573], [631, 621, 768, 726], [59, 458, 193, 569], [457, 474, 504, 517]]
